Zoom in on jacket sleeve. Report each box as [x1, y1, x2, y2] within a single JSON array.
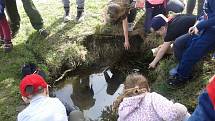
[[118, 95, 144, 120], [188, 91, 215, 121], [0, 0, 5, 17], [196, 0, 215, 31], [196, 17, 215, 30], [151, 92, 188, 121]]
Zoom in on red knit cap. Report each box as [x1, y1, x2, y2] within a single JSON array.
[[206, 75, 215, 109], [20, 74, 47, 97]]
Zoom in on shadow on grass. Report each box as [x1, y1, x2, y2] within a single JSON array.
[[0, 41, 38, 121], [24, 18, 78, 64], [0, 18, 73, 84], [0, 17, 81, 121]]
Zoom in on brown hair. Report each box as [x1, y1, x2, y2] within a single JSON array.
[[113, 74, 149, 112], [105, 0, 130, 24]]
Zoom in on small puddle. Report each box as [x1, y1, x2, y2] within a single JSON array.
[[52, 68, 125, 120], [51, 51, 153, 120]]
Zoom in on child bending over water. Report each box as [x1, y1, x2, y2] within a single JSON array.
[[113, 73, 190, 121]]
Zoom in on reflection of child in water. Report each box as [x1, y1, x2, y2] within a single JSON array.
[[113, 74, 190, 121], [71, 76, 95, 110], [104, 68, 125, 95]]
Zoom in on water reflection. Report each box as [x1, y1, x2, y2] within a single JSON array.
[[53, 68, 125, 120], [71, 76, 95, 110], [104, 68, 125, 95], [54, 84, 75, 115]]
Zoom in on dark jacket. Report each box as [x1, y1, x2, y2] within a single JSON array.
[[0, 0, 5, 18]]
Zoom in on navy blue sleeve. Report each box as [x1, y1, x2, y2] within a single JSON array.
[[188, 91, 215, 121], [196, 0, 215, 30], [0, 0, 5, 18], [196, 17, 215, 30]]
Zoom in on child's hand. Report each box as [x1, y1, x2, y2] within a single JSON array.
[[22, 96, 30, 104], [148, 62, 156, 69], [135, 0, 145, 9], [189, 26, 199, 35], [124, 41, 130, 50]]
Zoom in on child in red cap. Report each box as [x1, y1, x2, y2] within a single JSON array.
[[188, 75, 215, 121], [17, 74, 68, 121]]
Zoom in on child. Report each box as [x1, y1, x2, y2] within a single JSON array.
[[4, 0, 20, 37], [188, 75, 215, 121], [144, 0, 167, 33], [106, 0, 137, 49], [144, 0, 185, 34], [62, 0, 85, 22], [20, 66, 86, 121], [106, 0, 184, 49], [113, 73, 190, 121], [0, 0, 13, 52], [5, 0, 49, 37], [167, 0, 215, 87], [18, 74, 68, 121], [148, 14, 196, 69]]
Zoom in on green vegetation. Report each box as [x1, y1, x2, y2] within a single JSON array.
[[0, 1, 108, 120], [0, 0, 214, 121], [150, 56, 214, 112]]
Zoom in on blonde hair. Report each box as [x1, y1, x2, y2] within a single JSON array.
[[113, 73, 150, 112]]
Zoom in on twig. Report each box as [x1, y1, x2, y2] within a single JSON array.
[[54, 69, 73, 82]]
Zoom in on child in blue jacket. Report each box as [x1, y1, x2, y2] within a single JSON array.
[[167, 0, 215, 86], [0, 0, 12, 52]]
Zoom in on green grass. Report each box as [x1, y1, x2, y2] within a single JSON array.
[[0, 0, 215, 121], [0, 0, 104, 121], [150, 56, 215, 112], [0, 0, 109, 120]]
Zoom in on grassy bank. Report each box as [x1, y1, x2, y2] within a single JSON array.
[[0, 0, 214, 121], [0, 0, 108, 120]]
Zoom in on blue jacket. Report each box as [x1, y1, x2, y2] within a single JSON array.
[[196, 0, 215, 31], [188, 91, 215, 121], [0, 0, 5, 18]]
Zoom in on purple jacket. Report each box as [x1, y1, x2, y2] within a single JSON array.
[[118, 92, 188, 121]]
